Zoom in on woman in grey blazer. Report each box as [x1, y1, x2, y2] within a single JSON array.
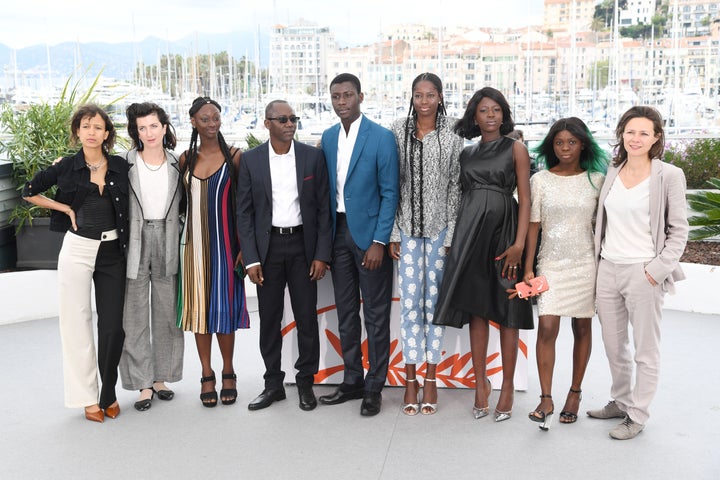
[[119, 103, 184, 411], [588, 106, 688, 440]]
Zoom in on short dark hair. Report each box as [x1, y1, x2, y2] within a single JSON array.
[[454, 87, 514, 140], [330, 73, 361, 94], [125, 102, 177, 151], [265, 100, 290, 118], [70, 104, 116, 152], [613, 106, 665, 166]]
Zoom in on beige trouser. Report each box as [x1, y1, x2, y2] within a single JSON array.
[[596, 258, 664, 425], [58, 231, 125, 409]]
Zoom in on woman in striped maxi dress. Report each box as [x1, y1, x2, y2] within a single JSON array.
[[178, 97, 250, 407]]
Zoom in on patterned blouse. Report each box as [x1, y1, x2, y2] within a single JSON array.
[[390, 115, 464, 247]]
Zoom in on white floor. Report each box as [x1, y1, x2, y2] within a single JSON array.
[[1, 273, 719, 479]]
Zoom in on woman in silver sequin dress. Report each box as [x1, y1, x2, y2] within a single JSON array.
[[523, 117, 608, 429]]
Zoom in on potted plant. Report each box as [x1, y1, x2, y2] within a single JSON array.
[[0, 71, 107, 269]]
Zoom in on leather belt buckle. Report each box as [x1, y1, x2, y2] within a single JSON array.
[[272, 225, 303, 235]]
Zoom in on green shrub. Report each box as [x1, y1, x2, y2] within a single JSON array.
[[0, 70, 124, 229], [664, 138, 720, 189]]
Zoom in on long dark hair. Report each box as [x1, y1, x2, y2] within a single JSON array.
[[612, 106, 665, 167], [533, 117, 609, 187], [70, 104, 116, 154], [454, 87, 514, 140], [184, 96, 238, 215], [126, 102, 177, 151]]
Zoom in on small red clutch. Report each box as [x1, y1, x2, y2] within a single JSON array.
[[515, 275, 549, 299]]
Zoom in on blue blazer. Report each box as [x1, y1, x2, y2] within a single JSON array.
[[237, 141, 332, 267], [321, 115, 399, 250]]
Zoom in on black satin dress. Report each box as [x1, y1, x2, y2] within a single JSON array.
[[433, 136, 533, 329]]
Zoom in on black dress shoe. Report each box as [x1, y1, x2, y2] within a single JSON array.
[[318, 384, 364, 405], [298, 387, 317, 411], [248, 388, 286, 411], [360, 392, 382, 417]]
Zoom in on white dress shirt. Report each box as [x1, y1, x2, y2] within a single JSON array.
[[335, 115, 363, 213], [269, 140, 302, 227]]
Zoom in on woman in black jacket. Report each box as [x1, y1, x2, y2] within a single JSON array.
[[23, 104, 129, 423]]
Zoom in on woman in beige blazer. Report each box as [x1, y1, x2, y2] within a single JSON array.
[[588, 106, 689, 440]]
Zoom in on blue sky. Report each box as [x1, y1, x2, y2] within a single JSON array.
[[2, 0, 544, 49]]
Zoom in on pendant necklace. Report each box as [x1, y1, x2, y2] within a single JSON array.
[[86, 159, 106, 172]]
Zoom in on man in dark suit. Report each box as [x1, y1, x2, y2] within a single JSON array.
[[318, 73, 399, 416], [237, 100, 332, 411]]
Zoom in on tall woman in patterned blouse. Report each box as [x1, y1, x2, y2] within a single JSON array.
[[389, 73, 464, 415], [178, 97, 250, 407], [523, 117, 608, 430]]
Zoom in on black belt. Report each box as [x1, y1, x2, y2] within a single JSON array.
[[271, 225, 303, 235]]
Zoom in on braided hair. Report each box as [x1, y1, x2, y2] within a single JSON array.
[[401, 73, 447, 236], [184, 96, 238, 216]]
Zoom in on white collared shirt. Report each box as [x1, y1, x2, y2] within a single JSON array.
[[335, 114, 363, 213], [269, 140, 302, 227]]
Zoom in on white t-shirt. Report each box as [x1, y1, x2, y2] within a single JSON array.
[[137, 153, 169, 220], [601, 176, 655, 264]]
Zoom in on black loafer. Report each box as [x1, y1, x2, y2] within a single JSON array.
[[298, 387, 317, 411], [360, 392, 382, 417], [134, 390, 154, 412], [153, 388, 174, 401], [318, 384, 364, 405], [248, 388, 286, 411]]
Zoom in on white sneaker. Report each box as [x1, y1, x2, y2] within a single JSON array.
[[609, 416, 645, 440], [587, 400, 625, 419]]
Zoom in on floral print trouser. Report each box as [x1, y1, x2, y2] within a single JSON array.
[[398, 229, 447, 365]]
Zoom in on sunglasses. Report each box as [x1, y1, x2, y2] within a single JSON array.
[[266, 115, 300, 124]]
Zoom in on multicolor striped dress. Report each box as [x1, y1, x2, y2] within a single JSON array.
[[178, 163, 250, 333]]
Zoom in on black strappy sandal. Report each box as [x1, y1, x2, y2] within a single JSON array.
[[560, 388, 582, 424], [220, 373, 237, 405], [528, 393, 554, 431], [200, 371, 218, 408]]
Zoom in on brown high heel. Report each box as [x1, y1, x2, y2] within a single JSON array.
[[84, 406, 105, 423], [104, 402, 121, 419]]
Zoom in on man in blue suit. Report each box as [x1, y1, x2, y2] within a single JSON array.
[[317, 73, 399, 416], [237, 100, 332, 412]]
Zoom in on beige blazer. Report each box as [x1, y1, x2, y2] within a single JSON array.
[[594, 159, 689, 294]]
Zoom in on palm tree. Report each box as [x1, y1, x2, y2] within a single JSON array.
[[687, 178, 720, 240]]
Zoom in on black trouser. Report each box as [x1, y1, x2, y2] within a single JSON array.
[[256, 231, 319, 390]]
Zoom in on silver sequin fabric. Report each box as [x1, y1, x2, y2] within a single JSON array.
[[529, 170, 605, 318]]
